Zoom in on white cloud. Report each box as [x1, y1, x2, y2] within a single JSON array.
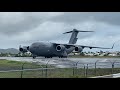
[[0, 12, 120, 52], [0, 12, 24, 24]]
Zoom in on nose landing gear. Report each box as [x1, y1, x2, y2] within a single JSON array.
[[32, 55, 36, 59]]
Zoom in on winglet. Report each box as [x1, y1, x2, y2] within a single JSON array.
[[107, 42, 115, 49], [111, 42, 115, 49]]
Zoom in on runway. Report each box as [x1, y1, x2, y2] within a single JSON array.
[[0, 57, 120, 68]]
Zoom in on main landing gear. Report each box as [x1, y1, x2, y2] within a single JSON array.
[[45, 56, 52, 58], [33, 56, 36, 59], [59, 56, 67, 58]]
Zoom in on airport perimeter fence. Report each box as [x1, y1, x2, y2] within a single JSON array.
[[0, 59, 120, 78]]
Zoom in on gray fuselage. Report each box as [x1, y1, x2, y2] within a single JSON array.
[[29, 42, 75, 57]]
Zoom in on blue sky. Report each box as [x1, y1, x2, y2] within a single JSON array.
[[0, 12, 120, 52]]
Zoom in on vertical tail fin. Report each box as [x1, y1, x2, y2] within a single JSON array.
[[63, 29, 94, 44]]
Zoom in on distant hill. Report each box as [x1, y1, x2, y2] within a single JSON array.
[[0, 48, 19, 54]]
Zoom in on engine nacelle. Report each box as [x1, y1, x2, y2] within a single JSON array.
[[75, 46, 83, 52], [56, 45, 65, 52], [19, 46, 29, 53]]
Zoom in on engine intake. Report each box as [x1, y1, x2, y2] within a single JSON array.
[[19, 46, 29, 53], [56, 45, 65, 52], [75, 46, 83, 52]]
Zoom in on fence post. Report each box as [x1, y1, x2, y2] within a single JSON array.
[[45, 65, 47, 78], [84, 65, 86, 77], [108, 60, 116, 74], [45, 60, 50, 78], [86, 64, 88, 78], [73, 63, 75, 76], [41, 66, 44, 77], [112, 63, 114, 74], [75, 61, 79, 75], [95, 60, 99, 76], [21, 62, 25, 78]]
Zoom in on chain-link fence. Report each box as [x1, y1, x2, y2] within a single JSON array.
[[0, 59, 120, 78]]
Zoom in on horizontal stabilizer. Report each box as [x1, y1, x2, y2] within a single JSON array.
[[63, 29, 94, 34], [63, 31, 73, 34]]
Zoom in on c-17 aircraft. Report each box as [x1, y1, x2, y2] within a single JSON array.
[[19, 29, 114, 59]]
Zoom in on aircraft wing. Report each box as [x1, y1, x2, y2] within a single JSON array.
[[53, 43, 115, 49], [75, 45, 114, 49]]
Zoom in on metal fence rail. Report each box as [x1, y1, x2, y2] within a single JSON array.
[[0, 59, 120, 78], [0, 68, 55, 73]]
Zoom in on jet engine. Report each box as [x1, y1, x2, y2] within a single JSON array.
[[74, 46, 83, 52], [56, 45, 65, 52], [19, 45, 29, 53]]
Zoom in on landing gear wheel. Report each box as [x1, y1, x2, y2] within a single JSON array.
[[59, 56, 63, 58], [45, 56, 52, 58], [33, 56, 36, 59]]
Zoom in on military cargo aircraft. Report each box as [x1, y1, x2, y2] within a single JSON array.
[[19, 29, 114, 59]]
